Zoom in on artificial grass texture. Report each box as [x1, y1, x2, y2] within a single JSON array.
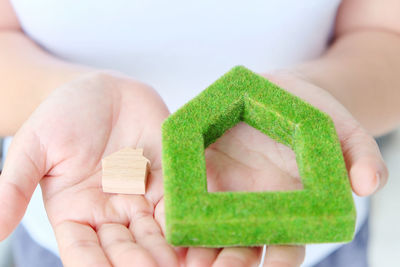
[[162, 66, 356, 247]]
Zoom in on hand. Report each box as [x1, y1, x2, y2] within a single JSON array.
[[0, 72, 179, 267], [176, 71, 388, 267], [264, 70, 388, 195]]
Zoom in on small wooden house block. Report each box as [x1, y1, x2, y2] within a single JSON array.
[[102, 147, 150, 194]]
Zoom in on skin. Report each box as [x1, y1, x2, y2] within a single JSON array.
[[0, 0, 399, 266]]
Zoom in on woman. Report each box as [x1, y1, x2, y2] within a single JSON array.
[[0, 0, 398, 266]]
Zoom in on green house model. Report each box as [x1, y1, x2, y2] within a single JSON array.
[[162, 66, 356, 247]]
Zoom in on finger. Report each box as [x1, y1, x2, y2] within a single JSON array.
[[144, 168, 164, 210], [263, 245, 305, 267], [186, 247, 220, 267], [97, 223, 157, 267], [0, 130, 46, 240], [129, 212, 179, 267], [341, 127, 388, 196], [174, 247, 188, 265], [55, 221, 111, 267], [212, 247, 261, 267], [154, 197, 169, 237]]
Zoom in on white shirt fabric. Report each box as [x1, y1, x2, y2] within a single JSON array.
[[8, 0, 368, 266]]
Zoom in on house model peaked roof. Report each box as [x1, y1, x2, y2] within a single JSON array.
[[162, 66, 356, 247], [102, 147, 150, 195]]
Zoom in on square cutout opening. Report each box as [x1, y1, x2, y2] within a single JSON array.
[[206, 122, 302, 193]]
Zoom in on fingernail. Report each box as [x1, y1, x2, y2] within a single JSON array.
[[373, 172, 381, 193]]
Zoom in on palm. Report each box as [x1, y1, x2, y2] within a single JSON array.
[[9, 73, 177, 266], [206, 122, 301, 193], [206, 74, 356, 192], [38, 76, 165, 226], [177, 73, 380, 267]]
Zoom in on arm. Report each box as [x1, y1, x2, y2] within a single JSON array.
[[294, 0, 400, 136], [257, 2, 399, 265], [0, 4, 178, 266], [257, 0, 399, 202], [0, 2, 262, 267], [0, 0, 90, 136]]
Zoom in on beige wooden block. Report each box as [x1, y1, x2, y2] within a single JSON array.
[[102, 147, 150, 194]]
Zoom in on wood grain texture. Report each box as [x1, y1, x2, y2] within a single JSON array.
[[102, 147, 150, 194]]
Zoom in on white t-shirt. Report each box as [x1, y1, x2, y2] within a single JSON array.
[[9, 0, 368, 266]]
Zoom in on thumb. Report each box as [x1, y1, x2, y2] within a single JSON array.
[[341, 127, 388, 196], [0, 128, 47, 240]]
